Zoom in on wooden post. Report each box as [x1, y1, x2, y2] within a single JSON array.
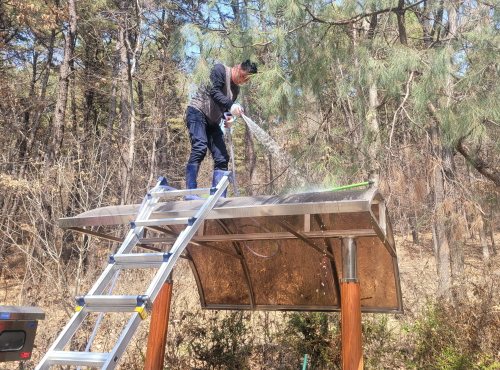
[[341, 237, 363, 370], [144, 277, 173, 370]]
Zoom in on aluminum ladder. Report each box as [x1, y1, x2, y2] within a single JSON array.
[[35, 173, 231, 369]]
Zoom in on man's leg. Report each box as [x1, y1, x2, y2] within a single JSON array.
[[207, 123, 230, 197], [185, 107, 208, 200]]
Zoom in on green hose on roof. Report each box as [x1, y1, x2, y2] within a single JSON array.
[[327, 181, 374, 191]]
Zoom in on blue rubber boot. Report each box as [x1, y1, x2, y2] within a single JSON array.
[[185, 164, 204, 200], [212, 170, 229, 198]]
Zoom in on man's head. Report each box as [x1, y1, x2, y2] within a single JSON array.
[[232, 60, 258, 85]]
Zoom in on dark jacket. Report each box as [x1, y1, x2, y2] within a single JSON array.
[[188, 64, 240, 124]]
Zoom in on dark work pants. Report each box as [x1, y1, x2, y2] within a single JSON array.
[[186, 106, 229, 170]]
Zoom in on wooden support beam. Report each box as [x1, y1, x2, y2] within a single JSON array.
[[341, 237, 363, 370], [341, 282, 363, 370], [144, 224, 242, 260], [144, 277, 173, 370], [67, 227, 124, 243]]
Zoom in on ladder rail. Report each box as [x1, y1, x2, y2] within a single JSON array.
[[35, 174, 231, 370], [145, 175, 230, 302], [100, 311, 145, 369], [36, 181, 163, 370]]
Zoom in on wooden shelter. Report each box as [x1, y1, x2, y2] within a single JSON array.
[[60, 187, 402, 369]]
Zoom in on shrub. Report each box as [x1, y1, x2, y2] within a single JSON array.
[[281, 312, 341, 369], [186, 311, 253, 370], [406, 297, 500, 370]]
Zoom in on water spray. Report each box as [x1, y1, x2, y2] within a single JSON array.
[[225, 112, 280, 258], [240, 112, 306, 185], [240, 112, 290, 167]]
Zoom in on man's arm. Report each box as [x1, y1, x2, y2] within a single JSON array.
[[209, 64, 234, 111]]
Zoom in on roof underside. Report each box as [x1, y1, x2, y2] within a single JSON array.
[[60, 188, 403, 314]]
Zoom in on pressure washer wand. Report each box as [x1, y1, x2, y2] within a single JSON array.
[[224, 113, 240, 196]]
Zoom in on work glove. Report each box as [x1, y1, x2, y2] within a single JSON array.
[[223, 112, 235, 128], [230, 104, 243, 117]]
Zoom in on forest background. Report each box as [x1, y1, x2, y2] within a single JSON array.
[[2, 0, 500, 369]]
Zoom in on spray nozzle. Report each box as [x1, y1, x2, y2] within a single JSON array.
[[224, 112, 235, 124]]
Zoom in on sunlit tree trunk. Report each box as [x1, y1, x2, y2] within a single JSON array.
[[364, 12, 381, 183], [118, 8, 130, 203], [366, 74, 381, 183], [101, 37, 122, 176], [122, 0, 142, 203]]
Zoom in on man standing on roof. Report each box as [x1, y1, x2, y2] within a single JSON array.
[[184, 60, 258, 200]]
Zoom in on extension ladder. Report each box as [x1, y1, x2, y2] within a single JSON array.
[[35, 174, 231, 369]]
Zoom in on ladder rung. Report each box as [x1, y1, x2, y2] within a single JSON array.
[[110, 253, 171, 269], [150, 188, 215, 198], [75, 295, 151, 312], [48, 351, 110, 367], [133, 217, 191, 227]]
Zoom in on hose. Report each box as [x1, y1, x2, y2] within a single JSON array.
[[226, 128, 240, 196]]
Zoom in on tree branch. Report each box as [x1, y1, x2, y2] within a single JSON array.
[[456, 139, 500, 187], [305, 0, 425, 26]]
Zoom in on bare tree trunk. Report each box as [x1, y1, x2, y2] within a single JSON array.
[[396, 0, 408, 45], [121, 59, 136, 204], [245, 125, 257, 195], [423, 2, 463, 299], [154, 62, 167, 178], [445, 2, 464, 298], [433, 166, 452, 296], [25, 29, 56, 169], [70, 59, 78, 147], [119, 13, 130, 203], [121, 0, 142, 204], [101, 37, 122, 176], [358, 13, 381, 182], [479, 217, 490, 265], [366, 75, 381, 180], [428, 103, 452, 297], [50, 0, 77, 161], [365, 10, 381, 182]]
